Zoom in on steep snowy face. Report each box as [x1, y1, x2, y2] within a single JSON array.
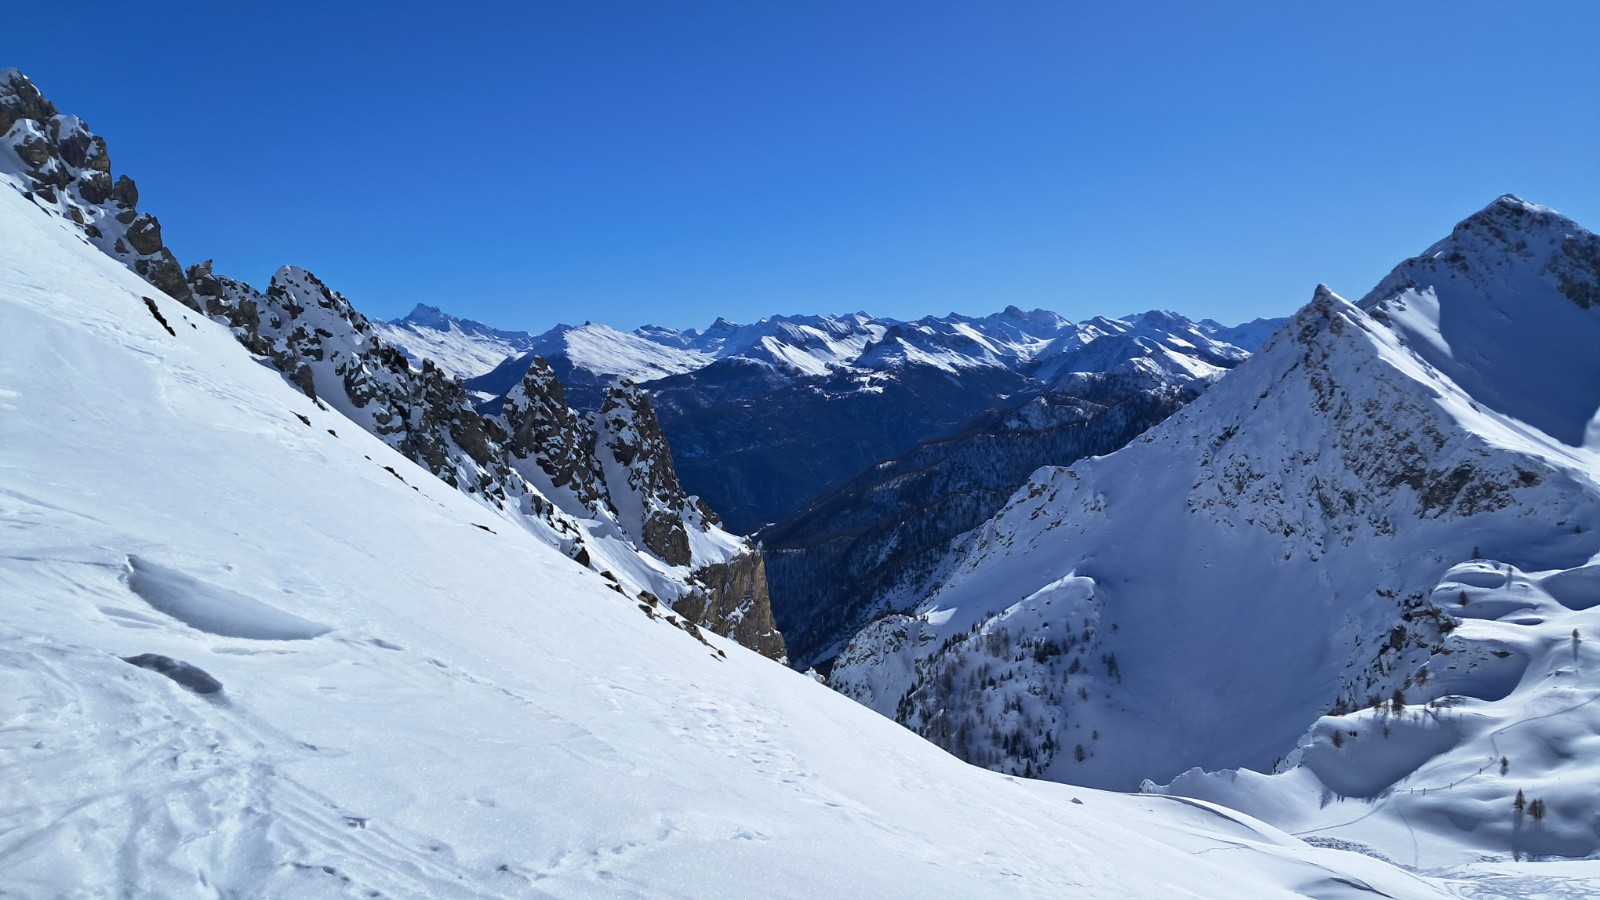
[[1, 182, 1460, 898], [1358, 195, 1600, 448], [833, 230, 1600, 797], [0, 68, 189, 303]]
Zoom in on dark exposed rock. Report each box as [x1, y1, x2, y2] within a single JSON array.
[[78, 170, 112, 204], [501, 357, 609, 510], [0, 69, 56, 132], [124, 214, 163, 254], [0, 69, 193, 306], [593, 382, 695, 566], [122, 653, 223, 695], [679, 550, 788, 661], [112, 174, 138, 208]]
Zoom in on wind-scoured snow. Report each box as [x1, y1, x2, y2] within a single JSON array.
[[0, 177, 1457, 897]]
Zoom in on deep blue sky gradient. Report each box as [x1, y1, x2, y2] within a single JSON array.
[[7, 1, 1598, 331]]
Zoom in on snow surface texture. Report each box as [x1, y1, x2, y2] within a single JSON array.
[[831, 196, 1600, 882], [1153, 558, 1600, 868], [0, 178, 1451, 897]]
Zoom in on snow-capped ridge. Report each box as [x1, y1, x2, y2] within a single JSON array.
[[1356, 194, 1600, 449], [833, 201, 1600, 822]]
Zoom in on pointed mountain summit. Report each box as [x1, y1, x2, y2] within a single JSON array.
[[832, 199, 1600, 852], [1359, 194, 1600, 446]]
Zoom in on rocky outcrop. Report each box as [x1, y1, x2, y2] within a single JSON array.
[[591, 381, 699, 566], [501, 357, 609, 511], [184, 261, 588, 548], [0, 69, 192, 306], [678, 550, 788, 662]]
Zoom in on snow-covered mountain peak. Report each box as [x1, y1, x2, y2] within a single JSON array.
[[372, 304, 546, 381], [1359, 194, 1600, 448], [832, 201, 1600, 810], [397, 302, 454, 329]]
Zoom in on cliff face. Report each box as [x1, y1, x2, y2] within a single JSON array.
[[591, 380, 701, 567], [680, 550, 788, 662], [501, 356, 610, 514]]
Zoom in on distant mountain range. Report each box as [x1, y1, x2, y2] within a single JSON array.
[[378, 301, 1282, 533], [378, 299, 1284, 667]]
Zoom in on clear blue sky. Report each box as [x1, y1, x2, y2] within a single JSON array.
[[7, 1, 1598, 331]]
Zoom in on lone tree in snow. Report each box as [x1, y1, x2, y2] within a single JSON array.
[[1514, 789, 1526, 814], [1074, 743, 1087, 763], [1499, 756, 1509, 776], [1528, 798, 1547, 823]]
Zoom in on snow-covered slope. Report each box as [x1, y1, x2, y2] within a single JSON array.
[[832, 194, 1600, 871], [0, 175, 1448, 898], [830, 197, 1600, 874], [1154, 555, 1600, 868], [1358, 195, 1600, 448], [0, 68, 783, 659]]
